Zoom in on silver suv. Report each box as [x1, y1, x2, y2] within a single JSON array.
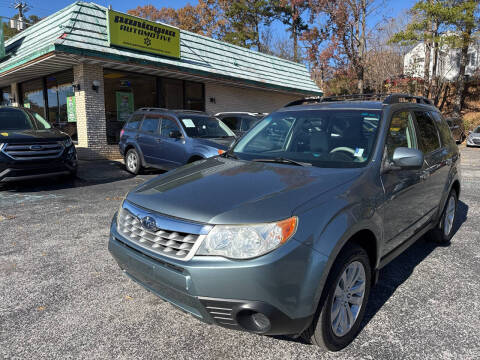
[[109, 94, 461, 351]]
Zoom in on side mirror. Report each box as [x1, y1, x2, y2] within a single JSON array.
[[390, 147, 424, 170], [169, 130, 182, 139]]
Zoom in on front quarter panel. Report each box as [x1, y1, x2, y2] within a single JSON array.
[[293, 169, 383, 311]]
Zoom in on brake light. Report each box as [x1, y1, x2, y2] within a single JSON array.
[[218, 149, 225, 155], [120, 129, 125, 138]]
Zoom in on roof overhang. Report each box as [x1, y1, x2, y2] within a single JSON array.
[[0, 47, 322, 96]]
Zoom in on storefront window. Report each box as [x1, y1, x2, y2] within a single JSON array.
[[162, 78, 183, 109], [46, 70, 76, 140], [185, 81, 204, 111], [103, 69, 205, 144], [104, 69, 157, 144], [1, 87, 11, 105], [21, 78, 45, 117]]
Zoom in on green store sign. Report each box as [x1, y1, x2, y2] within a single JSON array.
[[107, 9, 180, 59]]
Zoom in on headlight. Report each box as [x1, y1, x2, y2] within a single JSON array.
[[196, 217, 297, 259], [62, 138, 73, 148], [0, 143, 4, 150]]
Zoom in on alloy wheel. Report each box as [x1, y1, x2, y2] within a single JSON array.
[[330, 261, 366, 337], [127, 152, 137, 172], [443, 195, 456, 237]]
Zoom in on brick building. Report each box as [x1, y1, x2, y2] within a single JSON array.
[[0, 2, 322, 159]]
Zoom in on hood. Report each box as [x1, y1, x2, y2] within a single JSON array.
[[0, 128, 68, 143], [193, 137, 236, 150], [126, 157, 363, 224], [469, 132, 480, 138]]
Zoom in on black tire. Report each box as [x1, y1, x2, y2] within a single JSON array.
[[125, 148, 141, 175], [188, 156, 203, 164], [302, 243, 371, 351], [426, 189, 458, 244]]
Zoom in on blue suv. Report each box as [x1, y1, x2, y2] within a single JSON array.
[[119, 109, 236, 174]]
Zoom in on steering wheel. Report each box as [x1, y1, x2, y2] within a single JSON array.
[[330, 147, 356, 155]]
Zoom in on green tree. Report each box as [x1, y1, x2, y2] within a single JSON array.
[[390, 0, 479, 112], [272, 0, 309, 62], [222, 0, 273, 50]]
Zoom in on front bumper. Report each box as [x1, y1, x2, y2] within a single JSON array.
[[109, 216, 322, 336], [0, 147, 77, 182], [466, 137, 480, 147]]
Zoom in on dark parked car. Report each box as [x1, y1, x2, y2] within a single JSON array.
[[446, 117, 465, 143], [119, 109, 236, 174], [0, 107, 77, 183], [109, 94, 460, 351], [466, 125, 480, 147], [215, 112, 266, 136]]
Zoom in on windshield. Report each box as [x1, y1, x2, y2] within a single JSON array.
[[473, 126, 480, 133], [179, 115, 235, 138], [231, 109, 381, 168], [0, 108, 51, 131]]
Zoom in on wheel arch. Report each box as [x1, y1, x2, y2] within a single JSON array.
[[125, 143, 146, 167]]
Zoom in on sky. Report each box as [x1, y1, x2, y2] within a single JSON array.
[[0, 0, 417, 33]]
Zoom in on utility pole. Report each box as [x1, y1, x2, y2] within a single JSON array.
[[10, 1, 30, 31]]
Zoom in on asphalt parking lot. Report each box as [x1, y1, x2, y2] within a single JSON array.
[[1, 147, 479, 360]]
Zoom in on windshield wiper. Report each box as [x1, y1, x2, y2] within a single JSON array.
[[252, 157, 312, 167], [223, 151, 239, 159]]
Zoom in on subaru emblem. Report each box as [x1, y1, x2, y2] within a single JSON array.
[[30, 145, 43, 150], [141, 216, 158, 232]]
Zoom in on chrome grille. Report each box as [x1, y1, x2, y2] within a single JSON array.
[[2, 142, 64, 160], [117, 202, 211, 261], [473, 138, 480, 144]]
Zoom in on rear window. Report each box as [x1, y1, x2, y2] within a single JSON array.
[[0, 108, 35, 131], [125, 114, 143, 130]]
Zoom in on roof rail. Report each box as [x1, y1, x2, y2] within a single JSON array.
[[284, 97, 322, 107], [383, 93, 433, 105], [138, 107, 169, 112], [284, 93, 433, 107]]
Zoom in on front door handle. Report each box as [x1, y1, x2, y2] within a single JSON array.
[[155, 138, 162, 143]]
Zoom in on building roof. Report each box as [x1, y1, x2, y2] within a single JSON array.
[[0, 2, 322, 96]]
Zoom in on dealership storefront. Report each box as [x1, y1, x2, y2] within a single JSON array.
[[0, 2, 322, 159]]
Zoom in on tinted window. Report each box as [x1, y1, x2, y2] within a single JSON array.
[[29, 111, 52, 130], [140, 116, 159, 133], [160, 118, 180, 137], [385, 111, 417, 160], [430, 112, 453, 146], [179, 115, 235, 138], [232, 109, 381, 168], [125, 114, 143, 130], [0, 108, 35, 130], [222, 117, 241, 130], [473, 126, 480, 133], [241, 116, 260, 131], [415, 111, 440, 153]]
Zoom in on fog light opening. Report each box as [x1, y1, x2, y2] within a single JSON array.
[[237, 310, 271, 333]]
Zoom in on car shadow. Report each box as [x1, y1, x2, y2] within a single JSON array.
[[0, 161, 166, 193], [273, 200, 468, 345]]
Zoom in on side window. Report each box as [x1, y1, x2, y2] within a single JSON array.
[[125, 114, 143, 130], [385, 111, 417, 160], [140, 116, 160, 133], [241, 117, 258, 131], [160, 118, 180, 137], [430, 112, 453, 146], [414, 111, 440, 153], [222, 117, 241, 130]]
